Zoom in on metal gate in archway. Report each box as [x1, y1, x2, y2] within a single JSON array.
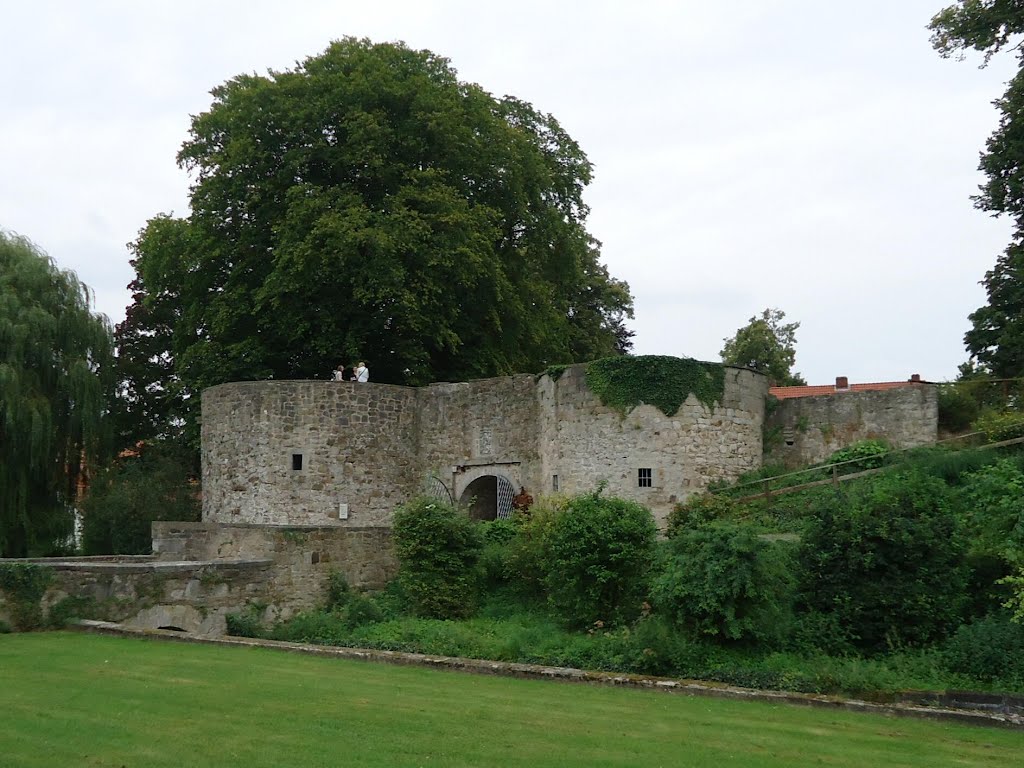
[[459, 474, 515, 521]]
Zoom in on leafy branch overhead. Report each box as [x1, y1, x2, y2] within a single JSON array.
[[120, 37, 634, 447], [930, 2, 1024, 377]]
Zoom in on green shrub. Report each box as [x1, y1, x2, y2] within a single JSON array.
[[80, 442, 200, 555], [392, 497, 483, 619], [324, 571, 351, 610], [938, 384, 981, 433], [900, 445, 999, 486], [959, 458, 1024, 567], [826, 439, 890, 474], [539, 490, 657, 628], [0, 563, 53, 630], [975, 410, 1024, 442], [225, 603, 266, 638], [0, 619, 10, 634], [653, 523, 794, 645], [341, 594, 384, 629], [477, 517, 525, 590], [46, 595, 98, 628], [796, 471, 967, 653], [665, 492, 736, 537], [943, 613, 1024, 686], [503, 496, 569, 601]]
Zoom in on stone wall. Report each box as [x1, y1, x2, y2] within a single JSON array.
[[152, 521, 397, 605], [764, 384, 939, 468], [0, 557, 273, 636], [0, 523, 399, 638], [202, 381, 419, 527], [538, 365, 767, 528], [417, 375, 541, 507], [202, 366, 769, 531]]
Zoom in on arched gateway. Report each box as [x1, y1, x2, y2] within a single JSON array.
[[458, 474, 515, 521]]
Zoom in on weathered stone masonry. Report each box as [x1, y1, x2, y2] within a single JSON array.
[[202, 365, 769, 530], [765, 385, 938, 468]]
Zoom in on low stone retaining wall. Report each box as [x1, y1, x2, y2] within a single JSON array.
[[152, 521, 397, 616], [0, 558, 273, 636], [75, 620, 1024, 730]]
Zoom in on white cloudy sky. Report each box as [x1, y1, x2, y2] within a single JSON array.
[[1, 0, 1017, 384]]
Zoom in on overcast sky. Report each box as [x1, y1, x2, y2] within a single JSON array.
[[1, 1, 1017, 384]]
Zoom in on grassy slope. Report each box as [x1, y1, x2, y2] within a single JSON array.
[[1, 633, 1021, 767]]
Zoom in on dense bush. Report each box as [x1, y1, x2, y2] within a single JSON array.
[[478, 517, 525, 590], [900, 445, 1000, 486], [0, 563, 53, 630], [796, 471, 967, 653], [80, 442, 200, 555], [975, 410, 1024, 442], [538, 490, 657, 628], [392, 497, 483, 619], [665, 492, 736, 537], [653, 523, 794, 645], [937, 384, 981, 434], [958, 458, 1024, 567], [943, 613, 1024, 686], [826, 439, 890, 474], [225, 604, 266, 638]]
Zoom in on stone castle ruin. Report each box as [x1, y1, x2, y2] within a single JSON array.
[[1, 359, 938, 636], [201, 363, 767, 531]]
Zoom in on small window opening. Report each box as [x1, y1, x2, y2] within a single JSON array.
[[638, 468, 652, 488], [292, 453, 303, 471], [552, 474, 559, 492]]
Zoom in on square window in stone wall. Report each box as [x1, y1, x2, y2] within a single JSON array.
[[292, 453, 303, 471], [638, 468, 652, 488]]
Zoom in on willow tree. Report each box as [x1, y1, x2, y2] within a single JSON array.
[[0, 231, 113, 556]]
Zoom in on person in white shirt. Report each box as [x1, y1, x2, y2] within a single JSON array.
[[352, 361, 369, 382]]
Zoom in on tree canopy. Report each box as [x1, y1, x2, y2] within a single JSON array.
[[0, 231, 113, 557], [120, 38, 632, 427], [930, 2, 1024, 377], [720, 308, 806, 386]]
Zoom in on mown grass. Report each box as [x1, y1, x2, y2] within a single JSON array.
[[1, 632, 1022, 767]]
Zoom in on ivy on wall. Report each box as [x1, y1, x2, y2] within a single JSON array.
[[584, 356, 726, 416], [0, 563, 54, 631]]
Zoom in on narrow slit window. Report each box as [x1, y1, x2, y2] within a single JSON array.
[[292, 453, 303, 471], [638, 468, 652, 488], [552, 474, 559, 492]]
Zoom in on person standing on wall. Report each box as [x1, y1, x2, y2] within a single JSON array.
[[352, 361, 369, 382]]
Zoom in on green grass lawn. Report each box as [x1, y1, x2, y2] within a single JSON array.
[[1, 632, 1021, 767]]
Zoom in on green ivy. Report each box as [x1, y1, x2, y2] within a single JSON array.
[[584, 355, 725, 416], [0, 563, 54, 631], [540, 364, 571, 381]]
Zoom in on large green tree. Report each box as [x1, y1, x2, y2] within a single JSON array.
[[0, 231, 113, 557], [720, 307, 806, 386], [931, 2, 1024, 377], [122, 38, 632, 421]]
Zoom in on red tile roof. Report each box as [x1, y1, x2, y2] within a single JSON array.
[[769, 380, 925, 400]]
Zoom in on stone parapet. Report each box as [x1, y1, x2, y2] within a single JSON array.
[[765, 384, 938, 468]]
